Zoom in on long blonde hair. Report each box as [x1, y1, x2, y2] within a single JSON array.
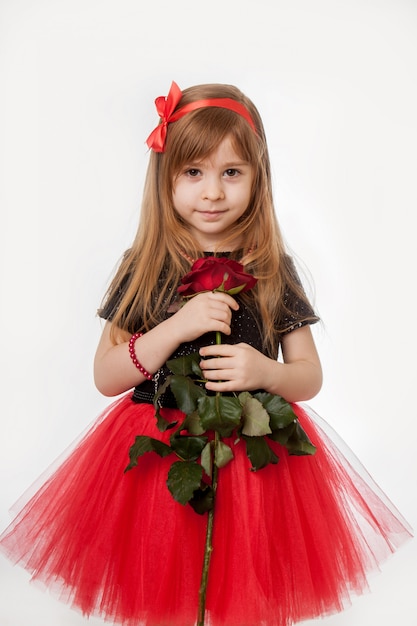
[[99, 83, 316, 354]]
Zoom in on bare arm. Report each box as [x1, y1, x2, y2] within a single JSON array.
[[94, 291, 239, 396], [199, 325, 322, 403]]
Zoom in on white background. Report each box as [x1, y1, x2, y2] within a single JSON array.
[[0, 1, 416, 624]]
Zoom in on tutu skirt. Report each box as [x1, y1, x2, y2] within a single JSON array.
[[0, 395, 412, 626]]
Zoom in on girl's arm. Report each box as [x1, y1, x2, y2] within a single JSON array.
[[94, 291, 239, 396], [199, 325, 322, 403]]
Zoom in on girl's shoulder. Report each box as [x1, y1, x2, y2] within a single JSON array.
[[279, 254, 320, 333]]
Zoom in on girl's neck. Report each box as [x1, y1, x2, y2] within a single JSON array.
[[192, 233, 246, 253]]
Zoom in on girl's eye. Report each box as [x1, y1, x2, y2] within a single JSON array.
[[186, 168, 201, 177], [224, 168, 239, 177]]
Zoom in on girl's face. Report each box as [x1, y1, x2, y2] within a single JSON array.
[[172, 136, 253, 250]]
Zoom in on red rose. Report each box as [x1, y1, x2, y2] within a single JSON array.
[[177, 256, 257, 297]]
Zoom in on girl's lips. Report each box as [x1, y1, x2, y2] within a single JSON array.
[[197, 210, 227, 220]]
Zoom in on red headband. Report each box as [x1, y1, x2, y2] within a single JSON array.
[[146, 81, 257, 153]]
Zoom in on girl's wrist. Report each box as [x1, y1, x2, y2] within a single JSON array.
[[257, 356, 283, 396], [161, 314, 183, 345], [128, 333, 154, 380], [262, 360, 322, 403]]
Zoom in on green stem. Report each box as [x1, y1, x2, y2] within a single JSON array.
[[197, 332, 222, 626], [197, 432, 219, 626]]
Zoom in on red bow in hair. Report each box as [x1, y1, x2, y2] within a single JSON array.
[[145, 81, 182, 153], [146, 81, 257, 153]]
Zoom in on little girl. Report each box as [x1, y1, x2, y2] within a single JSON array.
[[0, 81, 412, 626]]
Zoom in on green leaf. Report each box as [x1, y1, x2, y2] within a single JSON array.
[[286, 421, 317, 456], [169, 434, 208, 461], [167, 461, 203, 505], [200, 442, 212, 478], [225, 283, 248, 296], [170, 375, 207, 414], [181, 410, 206, 435], [239, 392, 272, 437], [155, 411, 178, 432], [269, 422, 295, 445], [198, 394, 242, 437], [153, 376, 179, 432], [167, 352, 203, 377], [269, 421, 317, 456], [254, 392, 298, 429], [242, 435, 279, 471], [189, 483, 214, 515], [191, 359, 204, 378], [215, 440, 234, 468], [124, 436, 173, 472], [214, 273, 229, 292]]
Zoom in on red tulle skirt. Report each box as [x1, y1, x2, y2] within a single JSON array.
[[0, 395, 412, 626]]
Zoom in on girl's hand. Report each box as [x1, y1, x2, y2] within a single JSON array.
[[94, 292, 239, 397], [169, 292, 239, 343], [199, 342, 270, 392], [199, 325, 323, 401]]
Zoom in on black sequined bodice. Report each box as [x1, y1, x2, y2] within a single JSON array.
[[131, 297, 264, 407], [99, 252, 318, 408]]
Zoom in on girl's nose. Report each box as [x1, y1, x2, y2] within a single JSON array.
[[202, 178, 225, 201]]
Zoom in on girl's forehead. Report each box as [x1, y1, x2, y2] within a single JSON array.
[[180, 136, 248, 166]]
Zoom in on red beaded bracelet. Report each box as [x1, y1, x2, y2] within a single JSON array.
[[128, 332, 154, 380]]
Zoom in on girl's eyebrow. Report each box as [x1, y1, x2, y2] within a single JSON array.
[[184, 159, 250, 168], [221, 159, 250, 167]]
